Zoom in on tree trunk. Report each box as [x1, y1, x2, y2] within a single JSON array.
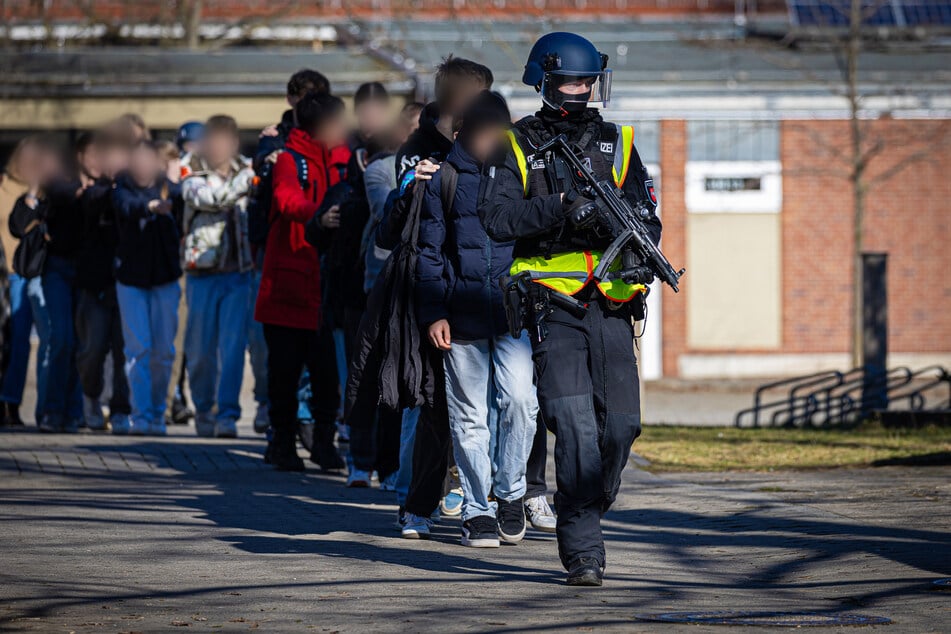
[[185, 0, 203, 49], [847, 0, 866, 370]]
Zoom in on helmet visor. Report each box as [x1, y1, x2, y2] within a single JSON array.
[[543, 70, 612, 107]]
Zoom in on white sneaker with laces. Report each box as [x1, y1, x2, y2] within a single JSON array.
[[525, 495, 557, 533], [347, 469, 372, 488], [401, 513, 432, 539]]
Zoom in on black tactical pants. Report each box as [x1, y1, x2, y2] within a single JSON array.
[[531, 291, 641, 571]]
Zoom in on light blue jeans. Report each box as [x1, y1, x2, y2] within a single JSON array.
[[247, 269, 268, 406], [0, 273, 33, 405], [185, 272, 250, 421], [444, 333, 538, 521], [395, 407, 420, 508], [116, 281, 181, 427], [27, 256, 82, 422]]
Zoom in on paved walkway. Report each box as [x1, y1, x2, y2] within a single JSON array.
[[1, 424, 948, 632]]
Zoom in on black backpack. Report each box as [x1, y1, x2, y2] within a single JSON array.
[[247, 148, 309, 248]]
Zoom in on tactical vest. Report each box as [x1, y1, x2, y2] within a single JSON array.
[[505, 117, 645, 303]]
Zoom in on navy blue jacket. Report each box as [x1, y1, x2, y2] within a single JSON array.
[[416, 143, 514, 341], [112, 174, 183, 288]]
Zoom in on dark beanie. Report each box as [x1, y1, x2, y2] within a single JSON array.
[[457, 90, 512, 142]]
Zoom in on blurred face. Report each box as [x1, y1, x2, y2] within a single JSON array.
[[35, 147, 64, 187], [180, 140, 200, 155], [355, 99, 390, 139], [77, 144, 101, 179], [129, 146, 161, 188], [201, 130, 239, 169], [315, 112, 348, 150], [465, 125, 506, 164], [445, 79, 489, 119], [99, 145, 130, 180]]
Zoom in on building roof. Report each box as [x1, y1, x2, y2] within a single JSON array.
[[2, 18, 949, 119]]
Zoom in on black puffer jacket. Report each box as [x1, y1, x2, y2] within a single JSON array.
[[416, 142, 512, 340]]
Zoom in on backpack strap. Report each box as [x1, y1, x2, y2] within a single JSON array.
[[439, 160, 459, 216], [284, 149, 310, 190]]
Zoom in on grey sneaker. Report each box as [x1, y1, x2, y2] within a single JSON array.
[[83, 396, 106, 430], [253, 404, 269, 434], [525, 495, 557, 533], [149, 419, 168, 436], [195, 412, 215, 437], [130, 419, 150, 436], [110, 414, 131, 435], [215, 418, 238, 438]]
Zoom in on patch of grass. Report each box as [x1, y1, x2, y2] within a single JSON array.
[[635, 423, 951, 472]]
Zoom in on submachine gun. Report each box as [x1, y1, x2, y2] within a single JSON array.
[[536, 133, 685, 293], [501, 133, 685, 342]]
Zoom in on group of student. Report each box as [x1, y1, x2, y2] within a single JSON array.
[[0, 59, 558, 550]]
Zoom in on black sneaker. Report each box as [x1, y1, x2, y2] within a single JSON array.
[[497, 497, 526, 544], [462, 515, 500, 548], [270, 443, 305, 472], [1, 402, 24, 427], [309, 425, 345, 471], [567, 557, 604, 587], [168, 396, 194, 425]]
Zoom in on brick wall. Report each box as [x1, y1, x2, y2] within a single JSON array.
[[781, 119, 951, 356], [659, 120, 688, 375], [659, 118, 950, 377]]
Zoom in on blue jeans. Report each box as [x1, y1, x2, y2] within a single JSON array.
[[185, 272, 250, 421], [0, 273, 33, 405], [116, 281, 181, 427], [395, 407, 420, 508], [247, 270, 267, 406], [26, 256, 82, 422], [444, 333, 538, 521]]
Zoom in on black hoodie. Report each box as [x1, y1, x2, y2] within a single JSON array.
[[394, 102, 453, 187], [111, 173, 183, 288]]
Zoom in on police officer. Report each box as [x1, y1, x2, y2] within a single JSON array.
[[479, 32, 662, 586]]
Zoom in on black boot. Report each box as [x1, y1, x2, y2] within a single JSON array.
[[267, 432, 305, 472], [567, 558, 604, 587], [309, 424, 345, 471], [1, 402, 24, 427]]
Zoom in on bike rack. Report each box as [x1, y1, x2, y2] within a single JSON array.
[[735, 365, 951, 428]]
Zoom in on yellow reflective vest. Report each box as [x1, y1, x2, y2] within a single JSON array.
[[505, 126, 646, 303]]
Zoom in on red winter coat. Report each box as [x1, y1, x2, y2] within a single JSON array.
[[255, 128, 343, 331]]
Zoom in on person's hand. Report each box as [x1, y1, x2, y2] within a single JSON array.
[[260, 124, 279, 138], [428, 319, 451, 350], [414, 159, 440, 181], [265, 149, 283, 165], [149, 199, 173, 215], [320, 204, 341, 229]]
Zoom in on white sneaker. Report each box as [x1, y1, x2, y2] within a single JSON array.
[[253, 404, 270, 434], [525, 495, 557, 533], [401, 513, 432, 540], [347, 469, 372, 488]]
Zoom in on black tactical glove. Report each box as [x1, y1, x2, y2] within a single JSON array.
[[563, 187, 598, 227]]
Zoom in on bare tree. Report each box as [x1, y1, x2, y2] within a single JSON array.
[[747, 0, 950, 369]]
